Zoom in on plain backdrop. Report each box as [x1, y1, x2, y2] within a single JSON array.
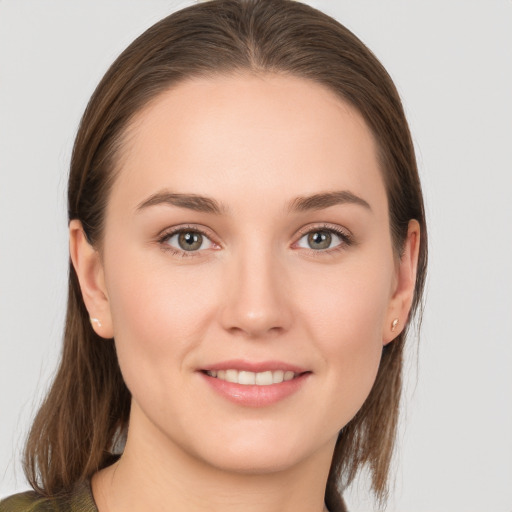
[[1, 1, 511, 511]]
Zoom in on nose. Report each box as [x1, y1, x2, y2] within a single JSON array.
[[219, 246, 293, 339]]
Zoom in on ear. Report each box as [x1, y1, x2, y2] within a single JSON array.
[[382, 219, 421, 345], [69, 219, 114, 339]]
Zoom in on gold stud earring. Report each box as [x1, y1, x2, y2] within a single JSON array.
[[90, 317, 102, 328], [391, 318, 399, 332]]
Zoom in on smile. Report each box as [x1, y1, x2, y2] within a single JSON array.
[[205, 369, 298, 386], [200, 360, 310, 406]]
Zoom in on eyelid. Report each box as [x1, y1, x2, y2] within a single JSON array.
[[294, 223, 352, 240]]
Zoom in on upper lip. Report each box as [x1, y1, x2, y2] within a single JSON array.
[[200, 359, 309, 374]]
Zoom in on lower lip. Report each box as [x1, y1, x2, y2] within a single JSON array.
[[199, 372, 310, 407]]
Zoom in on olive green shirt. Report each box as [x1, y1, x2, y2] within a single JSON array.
[[1, 483, 345, 512], [0, 482, 97, 512]]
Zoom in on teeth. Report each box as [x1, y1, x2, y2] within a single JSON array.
[[255, 371, 272, 385], [273, 370, 284, 383], [206, 369, 299, 385], [225, 369, 237, 383], [284, 370, 295, 381], [239, 371, 256, 385]]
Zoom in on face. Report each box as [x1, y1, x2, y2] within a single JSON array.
[[82, 73, 405, 474]]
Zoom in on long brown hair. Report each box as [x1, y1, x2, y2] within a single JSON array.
[[23, 1, 428, 510]]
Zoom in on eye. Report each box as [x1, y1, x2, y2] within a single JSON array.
[[161, 228, 214, 253], [295, 226, 351, 251]]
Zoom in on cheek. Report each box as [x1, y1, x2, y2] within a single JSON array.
[[103, 247, 219, 396], [296, 257, 393, 420], [297, 254, 392, 345]]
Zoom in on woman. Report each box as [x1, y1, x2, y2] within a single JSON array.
[[0, 0, 427, 511]]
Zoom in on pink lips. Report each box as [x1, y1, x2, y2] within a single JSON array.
[[198, 359, 311, 407], [201, 359, 308, 374]]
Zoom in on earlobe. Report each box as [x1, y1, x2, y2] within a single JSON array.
[[69, 220, 114, 339], [383, 219, 421, 345]]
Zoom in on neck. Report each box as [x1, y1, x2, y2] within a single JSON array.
[[92, 407, 335, 512]]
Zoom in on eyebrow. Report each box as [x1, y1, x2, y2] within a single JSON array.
[[136, 191, 227, 215], [287, 190, 371, 213], [136, 189, 371, 215]]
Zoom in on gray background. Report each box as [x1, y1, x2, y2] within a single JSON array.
[[1, 1, 511, 510]]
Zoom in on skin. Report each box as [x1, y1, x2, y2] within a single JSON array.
[[70, 73, 419, 512]]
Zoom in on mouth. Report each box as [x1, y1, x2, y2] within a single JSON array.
[[203, 369, 301, 386], [199, 361, 311, 406]]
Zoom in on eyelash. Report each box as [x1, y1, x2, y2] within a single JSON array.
[[157, 224, 353, 259]]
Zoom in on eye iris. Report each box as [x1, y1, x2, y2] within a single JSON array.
[[178, 231, 203, 251], [308, 231, 332, 250]]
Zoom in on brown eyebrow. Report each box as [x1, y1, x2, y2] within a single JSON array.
[[136, 191, 228, 215], [136, 189, 371, 215], [287, 190, 371, 213]]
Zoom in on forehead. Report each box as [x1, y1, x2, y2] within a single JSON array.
[[111, 72, 386, 216]]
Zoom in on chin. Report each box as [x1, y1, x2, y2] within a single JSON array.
[[199, 446, 307, 476], [183, 424, 335, 477]]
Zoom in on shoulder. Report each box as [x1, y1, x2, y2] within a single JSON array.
[[0, 481, 97, 512], [0, 491, 56, 512]]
